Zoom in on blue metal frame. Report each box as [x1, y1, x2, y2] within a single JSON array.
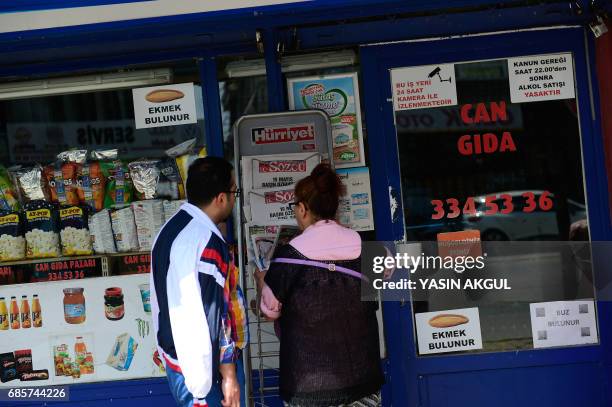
[[361, 26, 611, 406]]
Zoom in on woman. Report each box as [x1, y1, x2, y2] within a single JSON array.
[[259, 163, 384, 407]]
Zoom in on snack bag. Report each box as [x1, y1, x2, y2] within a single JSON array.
[[132, 200, 164, 251], [78, 162, 105, 212], [89, 209, 117, 254], [166, 138, 207, 199], [13, 166, 49, 204], [156, 158, 181, 200], [0, 165, 19, 211], [106, 333, 138, 371], [101, 161, 133, 208], [59, 205, 93, 256], [0, 211, 25, 261], [24, 200, 60, 259], [110, 206, 139, 252], [129, 160, 161, 201]]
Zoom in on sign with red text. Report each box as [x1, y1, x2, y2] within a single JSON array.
[[391, 64, 457, 111], [508, 53, 575, 103], [249, 188, 297, 225]]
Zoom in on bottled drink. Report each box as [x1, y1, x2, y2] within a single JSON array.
[[32, 295, 42, 328], [74, 336, 87, 366], [20, 296, 31, 329], [10, 296, 19, 329], [0, 297, 8, 330]]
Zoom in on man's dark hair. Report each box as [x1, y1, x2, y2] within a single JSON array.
[[186, 156, 233, 207]]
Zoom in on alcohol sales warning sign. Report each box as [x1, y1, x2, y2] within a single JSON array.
[[508, 53, 575, 103], [391, 63, 458, 111]]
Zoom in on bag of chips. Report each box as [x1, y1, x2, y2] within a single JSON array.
[[129, 160, 161, 201], [89, 209, 116, 254], [110, 206, 139, 252], [166, 139, 207, 200], [0, 165, 19, 212], [101, 161, 134, 209], [132, 200, 165, 251], [59, 205, 92, 256], [13, 166, 49, 204], [78, 162, 105, 212], [24, 200, 60, 259]]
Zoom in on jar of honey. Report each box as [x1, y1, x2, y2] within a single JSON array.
[[63, 288, 86, 324]]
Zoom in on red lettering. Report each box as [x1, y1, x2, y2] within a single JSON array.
[[460, 101, 508, 124], [460, 104, 473, 124], [474, 104, 490, 123], [499, 132, 517, 152], [457, 135, 472, 155], [490, 101, 507, 122], [482, 133, 498, 153]]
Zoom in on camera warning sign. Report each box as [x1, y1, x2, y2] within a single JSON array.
[[391, 63, 458, 112]]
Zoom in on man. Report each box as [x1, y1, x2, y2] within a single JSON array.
[[150, 156, 244, 407]]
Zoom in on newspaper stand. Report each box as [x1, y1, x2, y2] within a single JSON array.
[[233, 110, 333, 406]]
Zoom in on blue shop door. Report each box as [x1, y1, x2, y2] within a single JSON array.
[[361, 27, 612, 407]]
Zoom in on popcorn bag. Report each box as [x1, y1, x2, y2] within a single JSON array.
[[24, 200, 60, 259], [59, 205, 93, 256], [0, 211, 25, 261]]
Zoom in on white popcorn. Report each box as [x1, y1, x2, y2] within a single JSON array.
[[60, 226, 93, 256], [0, 234, 26, 261], [25, 229, 60, 258]]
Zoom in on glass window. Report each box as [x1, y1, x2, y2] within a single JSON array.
[[391, 56, 597, 354], [0, 62, 203, 165]]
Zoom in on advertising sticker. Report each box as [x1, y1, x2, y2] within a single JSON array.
[[337, 167, 374, 231], [508, 53, 575, 103], [288, 73, 365, 168], [391, 63, 458, 112], [241, 153, 321, 195], [132, 83, 198, 129], [415, 307, 483, 355], [529, 299, 598, 348]]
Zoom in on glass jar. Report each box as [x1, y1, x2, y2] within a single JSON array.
[[104, 287, 124, 321], [63, 288, 86, 324]]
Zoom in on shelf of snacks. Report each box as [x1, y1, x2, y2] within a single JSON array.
[[0, 139, 205, 286]]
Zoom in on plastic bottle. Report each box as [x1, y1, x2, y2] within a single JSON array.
[[0, 297, 8, 330], [20, 296, 31, 329], [10, 296, 19, 329], [32, 295, 42, 328], [74, 336, 87, 366]]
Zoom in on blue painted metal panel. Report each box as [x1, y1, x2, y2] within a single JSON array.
[[360, 26, 611, 407], [0, 0, 152, 13], [425, 363, 605, 407]]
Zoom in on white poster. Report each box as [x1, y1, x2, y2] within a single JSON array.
[[0, 274, 164, 387], [414, 307, 483, 355], [391, 63, 457, 111], [508, 53, 575, 103], [249, 188, 297, 225], [241, 153, 320, 196], [133, 83, 198, 129], [337, 167, 374, 231], [529, 299, 598, 349]]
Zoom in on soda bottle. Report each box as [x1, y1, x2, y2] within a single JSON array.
[[10, 296, 19, 329], [20, 296, 31, 329], [32, 295, 42, 328], [0, 297, 8, 330]]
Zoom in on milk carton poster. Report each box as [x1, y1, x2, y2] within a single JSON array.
[[288, 73, 365, 169]]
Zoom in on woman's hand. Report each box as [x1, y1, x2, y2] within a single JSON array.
[[254, 268, 266, 291]]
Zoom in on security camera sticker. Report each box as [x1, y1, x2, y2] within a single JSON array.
[[391, 63, 457, 111]]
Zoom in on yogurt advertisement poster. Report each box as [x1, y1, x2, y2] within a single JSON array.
[[288, 73, 366, 168]]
